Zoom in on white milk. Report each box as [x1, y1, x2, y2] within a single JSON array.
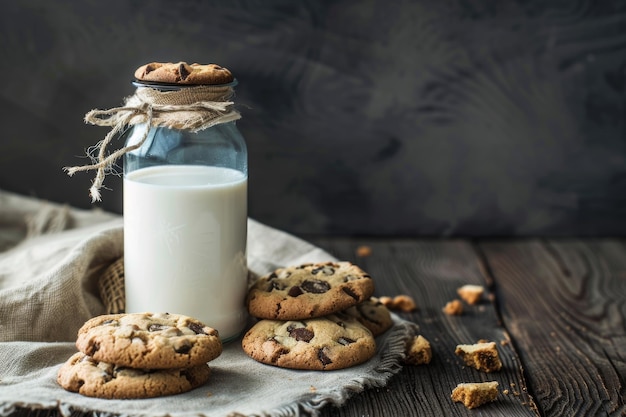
[[123, 165, 248, 341]]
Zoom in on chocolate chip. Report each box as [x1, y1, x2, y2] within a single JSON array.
[[342, 286, 360, 301], [311, 266, 335, 276], [144, 63, 159, 74], [286, 322, 307, 332], [180, 368, 202, 385], [188, 322, 207, 335], [101, 319, 118, 326], [289, 327, 314, 342], [268, 272, 278, 280], [175, 341, 192, 354], [267, 280, 284, 292], [337, 337, 355, 346], [148, 324, 168, 332], [176, 345, 191, 355], [86, 341, 100, 356], [178, 63, 191, 80], [301, 279, 331, 294], [288, 286, 303, 297], [318, 347, 332, 365]]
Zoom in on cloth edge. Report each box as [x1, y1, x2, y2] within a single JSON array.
[[0, 315, 417, 417]]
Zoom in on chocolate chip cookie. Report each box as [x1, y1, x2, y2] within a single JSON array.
[[246, 262, 375, 320], [76, 313, 222, 369], [134, 62, 234, 85], [241, 314, 376, 371], [344, 297, 393, 336], [57, 352, 210, 399]]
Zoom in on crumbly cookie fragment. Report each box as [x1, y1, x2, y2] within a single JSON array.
[[443, 299, 464, 315], [457, 284, 484, 305], [355, 245, 373, 257], [378, 296, 394, 308], [451, 381, 499, 409], [404, 335, 432, 365], [392, 295, 417, 312], [76, 312, 222, 369], [134, 62, 234, 85], [343, 297, 393, 336], [246, 261, 375, 320], [377, 294, 417, 312], [455, 341, 502, 372], [57, 352, 211, 399], [241, 314, 376, 371]]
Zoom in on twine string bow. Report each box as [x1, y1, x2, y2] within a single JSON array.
[[64, 85, 241, 202]]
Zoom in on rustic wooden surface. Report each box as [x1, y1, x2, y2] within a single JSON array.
[[10, 238, 626, 416], [477, 239, 626, 417], [306, 237, 626, 417]]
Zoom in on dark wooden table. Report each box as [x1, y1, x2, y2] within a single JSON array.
[[307, 237, 626, 417], [11, 237, 626, 417]]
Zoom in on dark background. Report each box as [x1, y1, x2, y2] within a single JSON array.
[[1, 0, 625, 237]]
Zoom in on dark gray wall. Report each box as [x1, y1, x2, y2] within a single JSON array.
[[1, 0, 625, 236]]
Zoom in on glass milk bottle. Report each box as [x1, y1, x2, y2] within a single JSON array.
[[122, 80, 248, 341]]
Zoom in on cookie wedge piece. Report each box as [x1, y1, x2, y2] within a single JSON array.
[[404, 335, 432, 365], [247, 261, 375, 320], [76, 312, 222, 369], [57, 352, 211, 399], [455, 341, 502, 373], [242, 314, 376, 371], [451, 381, 499, 409]]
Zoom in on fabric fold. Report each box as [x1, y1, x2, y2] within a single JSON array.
[[0, 190, 417, 417]]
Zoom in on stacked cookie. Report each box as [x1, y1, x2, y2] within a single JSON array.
[[57, 312, 222, 399], [242, 261, 393, 370]]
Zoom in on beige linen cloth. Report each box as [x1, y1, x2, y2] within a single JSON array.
[[0, 190, 418, 417]]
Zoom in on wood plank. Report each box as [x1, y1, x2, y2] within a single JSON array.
[[308, 237, 539, 417], [478, 239, 626, 417]]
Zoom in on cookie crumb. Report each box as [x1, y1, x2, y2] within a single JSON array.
[[355, 245, 372, 257], [377, 294, 417, 312], [455, 341, 502, 372], [443, 300, 463, 315], [451, 381, 499, 409], [457, 284, 484, 305], [378, 296, 394, 308], [404, 335, 432, 365], [393, 295, 417, 312]]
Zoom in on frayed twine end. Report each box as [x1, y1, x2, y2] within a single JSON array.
[[63, 166, 79, 177], [66, 85, 238, 203], [89, 185, 102, 203]]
